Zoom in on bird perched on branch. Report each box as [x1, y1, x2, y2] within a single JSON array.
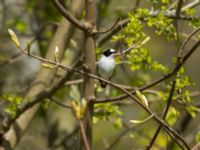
[[97, 48, 116, 88]]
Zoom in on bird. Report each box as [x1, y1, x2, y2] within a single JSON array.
[[97, 48, 116, 88]]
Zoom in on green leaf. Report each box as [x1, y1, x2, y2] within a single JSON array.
[[186, 105, 197, 118], [93, 103, 122, 125], [136, 90, 149, 107], [3, 94, 23, 117], [166, 107, 179, 125]]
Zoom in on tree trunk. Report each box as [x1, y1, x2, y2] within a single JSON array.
[[83, 0, 96, 149], [0, 0, 84, 149]]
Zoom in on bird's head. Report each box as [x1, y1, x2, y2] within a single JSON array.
[[103, 49, 116, 57]]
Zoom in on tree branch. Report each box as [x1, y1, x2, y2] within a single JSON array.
[[52, 0, 89, 31], [96, 0, 199, 46], [96, 26, 200, 103], [48, 97, 71, 109], [146, 80, 177, 149], [82, 0, 97, 149], [93, 18, 120, 34], [79, 120, 90, 150], [3, 14, 200, 150], [0, 0, 84, 149], [10, 43, 193, 149]]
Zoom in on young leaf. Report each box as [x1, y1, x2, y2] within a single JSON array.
[[130, 115, 153, 124], [8, 29, 21, 48], [136, 90, 149, 107], [42, 63, 56, 69]]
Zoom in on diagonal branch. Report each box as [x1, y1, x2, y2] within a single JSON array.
[[96, 18, 129, 46], [146, 80, 177, 149], [96, 26, 200, 103], [4, 20, 200, 150], [52, 0, 89, 31], [48, 97, 71, 109], [96, 0, 199, 46], [10, 40, 193, 149], [93, 18, 120, 34]]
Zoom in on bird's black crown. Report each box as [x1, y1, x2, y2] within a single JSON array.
[[103, 49, 116, 57]]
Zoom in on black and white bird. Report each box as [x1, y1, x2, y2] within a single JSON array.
[[97, 48, 116, 88]]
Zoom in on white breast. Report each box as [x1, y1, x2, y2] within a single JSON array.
[[98, 55, 116, 79]]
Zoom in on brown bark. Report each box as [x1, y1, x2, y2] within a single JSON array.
[[0, 0, 84, 149], [82, 0, 97, 149]]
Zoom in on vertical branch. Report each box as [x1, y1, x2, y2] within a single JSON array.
[[83, 0, 96, 149], [79, 120, 90, 150]]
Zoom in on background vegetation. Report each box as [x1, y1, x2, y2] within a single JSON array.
[[0, 0, 200, 150]]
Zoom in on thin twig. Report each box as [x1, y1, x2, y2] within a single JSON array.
[[79, 120, 90, 150], [65, 79, 83, 86], [52, 0, 88, 31], [146, 80, 177, 149], [0, 22, 58, 68], [48, 97, 71, 109], [93, 18, 120, 34], [96, 18, 129, 46], [1, 56, 81, 135], [14, 46, 192, 149], [5, 27, 200, 149], [96, 27, 200, 103], [96, 0, 199, 46], [106, 120, 163, 150], [114, 37, 150, 56], [181, 0, 200, 12]]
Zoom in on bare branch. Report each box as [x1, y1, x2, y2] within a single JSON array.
[[79, 120, 90, 150], [10, 44, 192, 149], [48, 97, 71, 109], [3, 7, 200, 150], [176, 0, 184, 19], [65, 79, 83, 86], [146, 80, 177, 149], [114, 37, 150, 56], [181, 0, 200, 12], [52, 0, 89, 31], [93, 18, 120, 34], [96, 18, 129, 46]]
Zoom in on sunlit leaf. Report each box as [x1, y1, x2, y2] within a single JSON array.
[[8, 29, 21, 48], [136, 90, 149, 107]]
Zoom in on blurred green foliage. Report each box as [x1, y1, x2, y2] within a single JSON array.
[[3, 94, 23, 117], [1, 0, 200, 149]]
